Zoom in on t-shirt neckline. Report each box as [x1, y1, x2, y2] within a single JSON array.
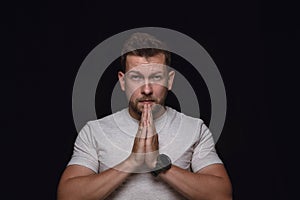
[[114, 107, 170, 137]]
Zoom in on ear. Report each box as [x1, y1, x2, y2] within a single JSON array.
[[118, 71, 126, 91], [167, 70, 175, 90]]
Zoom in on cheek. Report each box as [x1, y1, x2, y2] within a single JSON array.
[[125, 85, 139, 100], [153, 85, 168, 98]]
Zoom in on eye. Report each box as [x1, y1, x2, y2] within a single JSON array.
[[130, 75, 143, 81], [151, 75, 162, 81]]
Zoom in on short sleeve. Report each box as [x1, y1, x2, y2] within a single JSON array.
[[67, 123, 99, 173], [191, 122, 223, 172]]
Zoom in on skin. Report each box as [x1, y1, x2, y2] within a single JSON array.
[[57, 53, 232, 200], [118, 53, 175, 120]]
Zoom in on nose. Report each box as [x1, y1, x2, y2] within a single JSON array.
[[141, 82, 153, 95]]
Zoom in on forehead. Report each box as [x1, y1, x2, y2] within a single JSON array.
[[125, 54, 166, 72]]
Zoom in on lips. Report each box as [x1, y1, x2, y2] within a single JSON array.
[[138, 99, 155, 103]]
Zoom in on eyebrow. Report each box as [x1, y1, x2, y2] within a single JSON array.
[[126, 71, 143, 77], [127, 70, 164, 75]]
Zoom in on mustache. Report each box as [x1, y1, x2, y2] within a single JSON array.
[[137, 97, 156, 102]]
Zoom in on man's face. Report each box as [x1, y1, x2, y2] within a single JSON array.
[[118, 53, 175, 119]]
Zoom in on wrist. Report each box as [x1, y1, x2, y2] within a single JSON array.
[[151, 154, 172, 177], [118, 158, 141, 173]]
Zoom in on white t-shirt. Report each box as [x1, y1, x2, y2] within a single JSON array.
[[68, 107, 222, 199]]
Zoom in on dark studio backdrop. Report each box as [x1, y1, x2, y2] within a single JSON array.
[[10, 1, 299, 199]]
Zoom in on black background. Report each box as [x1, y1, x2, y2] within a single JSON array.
[[10, 1, 299, 199]]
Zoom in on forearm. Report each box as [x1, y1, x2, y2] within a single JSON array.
[[57, 160, 135, 200], [159, 165, 232, 200]]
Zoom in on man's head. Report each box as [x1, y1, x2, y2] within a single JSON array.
[[120, 32, 171, 72], [118, 33, 175, 119]]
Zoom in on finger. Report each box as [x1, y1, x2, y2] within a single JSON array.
[[139, 106, 145, 127], [146, 105, 152, 137], [133, 128, 145, 152], [148, 104, 153, 126], [136, 125, 143, 138], [140, 120, 147, 139], [152, 134, 159, 146], [133, 138, 142, 153], [146, 134, 159, 153], [137, 109, 144, 138], [133, 125, 146, 154], [148, 104, 156, 137], [144, 104, 149, 123]]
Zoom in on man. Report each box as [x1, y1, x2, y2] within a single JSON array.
[[57, 32, 232, 200]]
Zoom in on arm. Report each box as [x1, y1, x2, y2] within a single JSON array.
[[145, 105, 231, 199], [159, 163, 232, 200], [57, 159, 137, 200], [156, 117, 232, 200], [57, 105, 155, 200]]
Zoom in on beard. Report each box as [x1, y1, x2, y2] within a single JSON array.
[[128, 99, 143, 116], [128, 95, 167, 119], [128, 97, 157, 115]]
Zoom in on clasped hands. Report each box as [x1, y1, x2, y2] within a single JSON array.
[[128, 104, 159, 171]]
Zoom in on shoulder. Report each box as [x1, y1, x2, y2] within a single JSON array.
[[167, 106, 204, 126], [87, 109, 126, 126], [86, 109, 126, 129], [166, 107, 209, 140]]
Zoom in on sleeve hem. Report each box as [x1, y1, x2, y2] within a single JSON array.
[[67, 157, 98, 173], [192, 160, 223, 173]]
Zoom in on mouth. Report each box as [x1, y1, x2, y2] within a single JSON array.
[[138, 99, 155, 104]]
